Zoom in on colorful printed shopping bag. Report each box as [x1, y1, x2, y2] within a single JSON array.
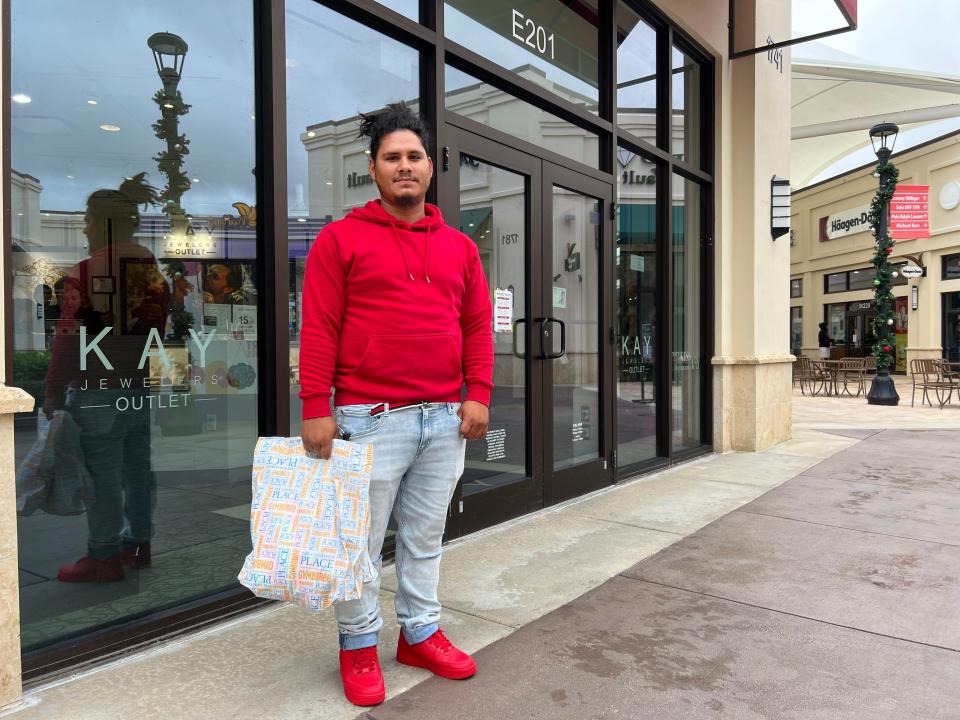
[[238, 437, 375, 611]]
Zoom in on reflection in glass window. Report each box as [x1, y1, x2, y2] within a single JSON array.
[[672, 45, 702, 167], [672, 174, 703, 451], [616, 4, 656, 147], [286, 0, 420, 434], [790, 306, 803, 353], [10, 1, 257, 651], [377, 0, 418, 21], [446, 66, 599, 169], [459, 158, 527, 491], [825, 272, 847, 293], [444, 0, 599, 109], [616, 151, 657, 466]]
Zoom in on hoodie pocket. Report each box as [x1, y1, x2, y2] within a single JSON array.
[[354, 333, 460, 392]]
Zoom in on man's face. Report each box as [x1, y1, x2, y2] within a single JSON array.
[[369, 130, 433, 208], [205, 264, 233, 294]]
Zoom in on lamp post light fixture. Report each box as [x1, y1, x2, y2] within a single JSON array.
[[148, 32, 188, 96], [866, 121, 901, 406]]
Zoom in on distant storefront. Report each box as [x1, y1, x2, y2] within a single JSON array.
[[791, 130, 960, 373]]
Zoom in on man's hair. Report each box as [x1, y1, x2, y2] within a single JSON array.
[[358, 102, 430, 161]]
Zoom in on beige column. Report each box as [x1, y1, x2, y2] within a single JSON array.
[[0, 387, 33, 710], [713, 0, 793, 452]]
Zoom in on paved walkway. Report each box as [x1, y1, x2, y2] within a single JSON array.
[[364, 428, 960, 719], [5, 389, 959, 719]]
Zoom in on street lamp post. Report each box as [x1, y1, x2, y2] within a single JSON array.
[[148, 32, 191, 239], [866, 122, 900, 406]]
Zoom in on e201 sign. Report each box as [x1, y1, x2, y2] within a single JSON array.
[[511, 9, 555, 60]]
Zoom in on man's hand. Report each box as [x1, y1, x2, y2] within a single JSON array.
[[458, 400, 489, 440], [302, 416, 339, 459]]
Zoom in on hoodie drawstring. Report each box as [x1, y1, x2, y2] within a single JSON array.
[[390, 224, 431, 283], [423, 226, 431, 283]]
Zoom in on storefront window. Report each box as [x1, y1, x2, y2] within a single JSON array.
[[944, 292, 960, 363], [377, 0, 419, 21], [616, 151, 657, 466], [11, 1, 257, 651], [285, 0, 421, 433], [672, 45, 702, 168], [943, 253, 960, 280], [848, 268, 873, 291], [828, 304, 846, 346], [444, 0, 600, 110], [445, 66, 600, 169], [825, 272, 847, 293], [672, 174, 703, 451], [790, 306, 803, 353], [616, 5, 656, 146], [790, 278, 802, 298]]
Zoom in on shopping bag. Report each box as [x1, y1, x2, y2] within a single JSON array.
[[16, 411, 93, 516], [237, 437, 375, 612]]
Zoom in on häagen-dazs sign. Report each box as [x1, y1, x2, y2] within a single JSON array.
[[819, 204, 871, 241]]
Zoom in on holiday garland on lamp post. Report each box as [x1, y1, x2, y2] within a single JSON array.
[[867, 160, 899, 371]]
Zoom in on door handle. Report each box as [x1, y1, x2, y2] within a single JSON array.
[[538, 317, 566, 360], [512, 318, 526, 359]]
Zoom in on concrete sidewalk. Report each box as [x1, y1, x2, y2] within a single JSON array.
[[7, 385, 960, 720], [364, 428, 960, 720]]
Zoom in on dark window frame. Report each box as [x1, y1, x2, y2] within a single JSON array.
[[790, 277, 802, 298]]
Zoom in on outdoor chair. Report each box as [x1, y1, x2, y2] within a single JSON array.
[[794, 355, 825, 396], [935, 359, 960, 407], [838, 358, 867, 397], [910, 358, 952, 408]]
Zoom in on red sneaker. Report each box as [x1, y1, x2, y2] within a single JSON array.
[[396, 629, 476, 680], [117, 543, 151, 569], [338, 646, 385, 706], [57, 555, 124, 583]]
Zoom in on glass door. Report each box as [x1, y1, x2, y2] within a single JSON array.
[[441, 127, 612, 534]]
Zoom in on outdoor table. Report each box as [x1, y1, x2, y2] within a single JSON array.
[[812, 359, 843, 396]]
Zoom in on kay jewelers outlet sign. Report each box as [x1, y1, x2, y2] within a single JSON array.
[[819, 205, 871, 241]]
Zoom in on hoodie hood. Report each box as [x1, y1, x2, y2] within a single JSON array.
[[347, 199, 445, 230], [347, 200, 444, 283]]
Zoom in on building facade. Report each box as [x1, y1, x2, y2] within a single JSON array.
[[791, 130, 960, 369], [0, 0, 795, 704]]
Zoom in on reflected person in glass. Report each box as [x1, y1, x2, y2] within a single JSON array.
[[299, 103, 493, 706], [45, 175, 163, 582]]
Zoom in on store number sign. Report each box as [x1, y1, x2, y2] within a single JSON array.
[[511, 9, 555, 59]]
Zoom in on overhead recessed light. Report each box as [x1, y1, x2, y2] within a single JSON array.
[[12, 93, 31, 104], [87, 99, 98, 105], [17, 213, 23, 216], [192, 178, 200, 183], [250, 115, 255, 120], [306, 131, 316, 138], [297, 218, 307, 223], [66, 175, 75, 179], [163, 102, 175, 109], [325, 181, 332, 186], [364, 150, 371, 155], [100, 124, 121, 132]]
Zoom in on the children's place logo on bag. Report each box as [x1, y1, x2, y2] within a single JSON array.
[[238, 438, 375, 612]]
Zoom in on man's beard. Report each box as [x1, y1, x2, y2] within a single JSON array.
[[394, 193, 421, 208]]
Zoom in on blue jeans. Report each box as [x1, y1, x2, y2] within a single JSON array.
[[333, 402, 465, 650]]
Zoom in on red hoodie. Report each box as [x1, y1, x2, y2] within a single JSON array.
[[299, 200, 493, 419]]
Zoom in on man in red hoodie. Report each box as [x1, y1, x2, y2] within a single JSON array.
[[299, 103, 493, 706]]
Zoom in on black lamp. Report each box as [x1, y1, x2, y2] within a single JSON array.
[[148, 32, 189, 96], [866, 121, 901, 406]]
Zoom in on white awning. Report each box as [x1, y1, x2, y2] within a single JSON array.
[[792, 58, 960, 187]]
